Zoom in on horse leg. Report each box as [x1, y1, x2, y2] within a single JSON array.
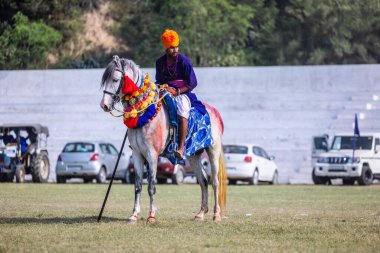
[[188, 154, 208, 221], [127, 152, 144, 224], [206, 147, 221, 222], [146, 154, 158, 223]]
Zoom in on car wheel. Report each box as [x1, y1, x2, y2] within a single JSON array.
[[129, 172, 135, 184], [15, 164, 25, 183], [249, 169, 259, 185], [342, 178, 355, 185], [56, 175, 67, 184], [121, 170, 130, 184], [357, 166, 373, 185], [269, 170, 278, 185], [312, 168, 329, 185], [96, 167, 107, 183], [172, 166, 184, 185], [6, 167, 15, 182], [0, 174, 7, 182], [229, 179, 237, 185], [157, 178, 167, 184]]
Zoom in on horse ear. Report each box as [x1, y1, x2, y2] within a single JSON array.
[[122, 75, 139, 94], [113, 55, 122, 69]]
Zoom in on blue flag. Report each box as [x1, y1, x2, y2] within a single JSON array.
[[352, 113, 360, 161], [354, 113, 360, 137]]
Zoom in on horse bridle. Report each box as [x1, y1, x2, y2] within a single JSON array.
[[103, 56, 125, 108]]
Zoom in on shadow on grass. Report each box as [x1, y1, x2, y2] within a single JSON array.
[[0, 216, 127, 225]]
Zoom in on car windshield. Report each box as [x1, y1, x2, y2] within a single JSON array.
[[223, 145, 248, 154], [63, 143, 95, 152], [331, 136, 373, 150]]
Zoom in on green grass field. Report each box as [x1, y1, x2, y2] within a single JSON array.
[[0, 183, 379, 252]]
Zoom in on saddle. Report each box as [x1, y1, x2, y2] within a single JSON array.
[[161, 92, 213, 164]]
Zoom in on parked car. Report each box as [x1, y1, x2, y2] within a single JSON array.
[[55, 141, 129, 183], [313, 133, 380, 185], [223, 144, 278, 185], [127, 153, 210, 185]]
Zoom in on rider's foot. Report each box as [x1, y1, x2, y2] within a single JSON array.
[[174, 149, 184, 159], [175, 116, 188, 159]]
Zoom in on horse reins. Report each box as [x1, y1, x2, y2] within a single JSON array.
[[103, 56, 125, 113]]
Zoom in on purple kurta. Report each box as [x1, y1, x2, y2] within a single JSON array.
[[155, 53, 206, 115]]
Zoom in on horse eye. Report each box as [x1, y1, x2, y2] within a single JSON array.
[[113, 78, 119, 82]]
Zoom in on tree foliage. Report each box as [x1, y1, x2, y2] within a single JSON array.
[[252, 0, 380, 65], [0, 12, 61, 69], [112, 0, 254, 67], [0, 0, 380, 69], [0, 0, 102, 69]]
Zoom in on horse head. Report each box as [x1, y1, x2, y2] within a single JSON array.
[[100, 56, 142, 112]]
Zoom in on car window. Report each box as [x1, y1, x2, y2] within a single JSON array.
[[331, 136, 373, 150], [99, 144, 109, 154], [223, 145, 248, 154], [108, 144, 119, 156], [260, 148, 270, 160], [252, 146, 261, 156], [375, 139, 380, 147], [63, 143, 94, 152]]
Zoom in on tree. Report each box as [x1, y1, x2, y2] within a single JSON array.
[[112, 0, 254, 67], [253, 0, 380, 65], [0, 12, 62, 69]]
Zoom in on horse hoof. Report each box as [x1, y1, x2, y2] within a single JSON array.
[[127, 214, 138, 224], [127, 219, 137, 224], [147, 216, 156, 224], [213, 214, 221, 222], [194, 215, 204, 221]]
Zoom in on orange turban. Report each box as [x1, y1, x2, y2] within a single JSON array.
[[161, 29, 180, 49]]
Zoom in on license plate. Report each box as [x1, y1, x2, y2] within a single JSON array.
[[329, 165, 344, 170], [68, 166, 82, 171]]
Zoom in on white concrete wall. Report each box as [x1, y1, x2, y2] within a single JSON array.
[[1, 64, 380, 183]]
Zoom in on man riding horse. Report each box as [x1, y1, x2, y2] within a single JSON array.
[[155, 29, 206, 159], [100, 29, 227, 222]]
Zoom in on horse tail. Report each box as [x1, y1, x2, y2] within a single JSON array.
[[218, 149, 227, 213]]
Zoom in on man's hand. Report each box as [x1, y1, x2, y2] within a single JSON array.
[[167, 87, 178, 96]]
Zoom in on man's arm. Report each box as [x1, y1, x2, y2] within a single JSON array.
[[155, 58, 164, 85], [181, 57, 197, 94]]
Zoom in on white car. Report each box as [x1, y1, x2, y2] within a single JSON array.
[[223, 144, 278, 185]]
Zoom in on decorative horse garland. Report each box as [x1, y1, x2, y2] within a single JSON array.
[[108, 72, 169, 129]]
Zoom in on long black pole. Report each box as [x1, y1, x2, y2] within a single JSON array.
[[97, 129, 128, 222]]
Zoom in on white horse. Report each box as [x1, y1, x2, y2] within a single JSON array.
[[100, 56, 226, 223]]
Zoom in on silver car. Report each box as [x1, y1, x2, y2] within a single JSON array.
[[55, 141, 129, 183]]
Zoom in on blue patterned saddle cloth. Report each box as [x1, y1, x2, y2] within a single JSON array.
[[162, 97, 213, 164]]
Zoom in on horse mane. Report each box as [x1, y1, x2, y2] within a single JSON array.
[[100, 57, 141, 88]]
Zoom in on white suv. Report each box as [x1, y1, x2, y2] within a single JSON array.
[[313, 133, 380, 185]]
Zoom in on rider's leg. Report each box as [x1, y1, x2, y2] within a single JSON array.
[[174, 94, 191, 158], [174, 116, 188, 158]]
